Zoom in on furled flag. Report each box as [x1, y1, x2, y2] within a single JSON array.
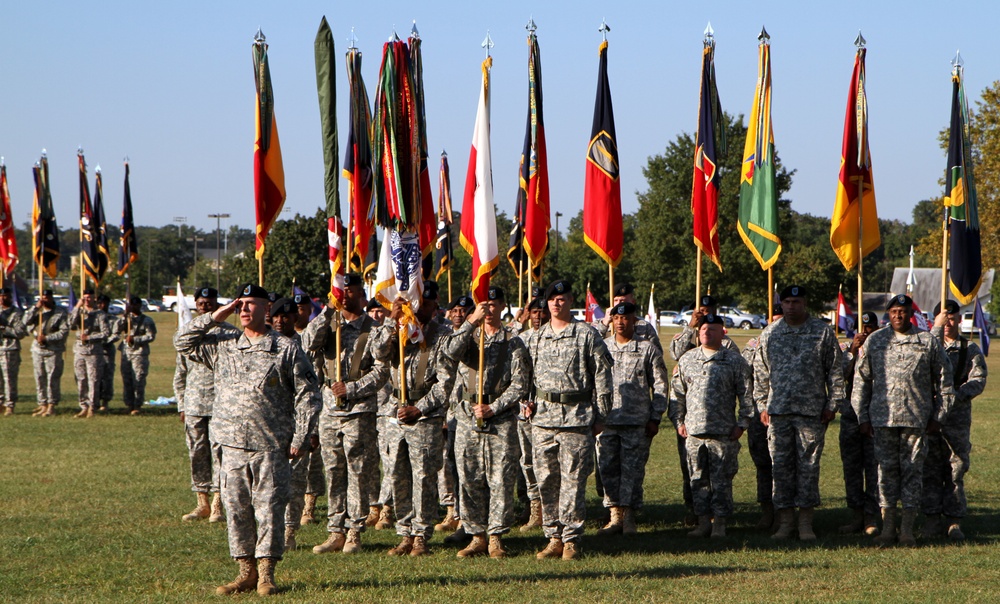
[[252, 29, 287, 261], [0, 163, 19, 277], [507, 195, 527, 276], [373, 229, 423, 340], [974, 297, 990, 356], [78, 152, 107, 286], [837, 289, 855, 337], [692, 32, 725, 271], [645, 283, 656, 326], [175, 280, 192, 328], [944, 60, 982, 305], [343, 41, 374, 275], [460, 56, 499, 304], [585, 285, 605, 323], [117, 162, 138, 276], [409, 29, 437, 280], [521, 26, 550, 278], [435, 151, 454, 282], [583, 39, 623, 267], [738, 30, 781, 270], [830, 41, 880, 270], [91, 168, 111, 283], [314, 17, 344, 309], [32, 155, 59, 279]]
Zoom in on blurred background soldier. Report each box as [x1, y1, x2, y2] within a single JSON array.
[[120, 295, 157, 415], [96, 295, 122, 413], [592, 283, 662, 352], [25, 291, 68, 417], [294, 290, 326, 526], [516, 295, 549, 532], [68, 289, 110, 418], [367, 298, 396, 531], [741, 306, 781, 530], [0, 287, 26, 416]]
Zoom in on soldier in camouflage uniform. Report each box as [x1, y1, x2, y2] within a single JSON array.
[[670, 314, 753, 538], [525, 280, 613, 560], [837, 311, 880, 535], [306, 275, 388, 556], [68, 289, 110, 418], [597, 302, 669, 536], [446, 287, 530, 558], [174, 287, 236, 522], [367, 299, 397, 530], [369, 281, 457, 557], [516, 296, 549, 532], [0, 288, 27, 416], [741, 306, 780, 530], [96, 295, 122, 413], [25, 290, 70, 417], [293, 291, 327, 526], [852, 294, 953, 547], [922, 299, 987, 540], [120, 295, 156, 415], [753, 285, 844, 541], [175, 284, 319, 596]]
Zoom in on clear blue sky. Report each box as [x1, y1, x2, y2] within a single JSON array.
[[1, 0, 997, 240]]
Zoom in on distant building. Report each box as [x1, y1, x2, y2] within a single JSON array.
[[889, 268, 994, 312]]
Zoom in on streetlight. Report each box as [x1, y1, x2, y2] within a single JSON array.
[[173, 216, 187, 237], [208, 213, 231, 291], [554, 212, 563, 260], [186, 236, 205, 286]]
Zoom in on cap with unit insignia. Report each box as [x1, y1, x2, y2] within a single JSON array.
[[614, 283, 634, 297], [293, 293, 311, 305], [528, 298, 547, 311], [487, 286, 505, 301], [779, 285, 807, 300], [933, 299, 960, 316], [860, 311, 879, 326], [531, 286, 543, 299], [269, 297, 297, 319], [423, 281, 439, 300], [609, 302, 637, 316], [237, 283, 270, 300], [887, 294, 913, 310], [697, 313, 726, 327], [544, 279, 572, 300], [699, 294, 717, 308], [450, 295, 473, 310], [195, 287, 218, 300], [266, 292, 280, 303], [344, 273, 363, 287]]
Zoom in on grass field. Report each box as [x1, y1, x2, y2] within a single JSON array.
[[1, 316, 998, 603]]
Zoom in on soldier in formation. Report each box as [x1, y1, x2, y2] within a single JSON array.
[[120, 295, 157, 415], [68, 289, 110, 418], [96, 295, 122, 413], [740, 306, 780, 530], [515, 295, 549, 532], [293, 290, 327, 525], [0, 287, 26, 416]]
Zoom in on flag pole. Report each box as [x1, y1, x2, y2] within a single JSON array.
[[695, 248, 702, 310], [836, 283, 841, 337], [398, 322, 407, 408], [517, 254, 524, 311], [448, 266, 452, 302], [857, 176, 864, 318], [258, 256, 264, 288], [767, 268, 774, 322], [476, 327, 485, 429], [940, 207, 949, 309], [608, 263, 614, 310], [854, 34, 866, 320]]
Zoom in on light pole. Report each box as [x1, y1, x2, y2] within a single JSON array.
[[208, 213, 231, 291], [186, 236, 205, 286], [554, 211, 563, 262], [173, 216, 187, 237]]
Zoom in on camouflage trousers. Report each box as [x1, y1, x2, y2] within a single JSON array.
[[455, 414, 519, 535], [532, 425, 594, 544], [377, 415, 400, 507], [768, 414, 826, 509], [873, 426, 927, 510], [747, 411, 773, 504], [686, 435, 741, 518], [386, 416, 444, 539], [517, 419, 539, 501], [0, 350, 20, 408], [305, 444, 326, 496], [839, 407, 878, 515], [922, 402, 972, 517], [597, 426, 653, 509], [285, 448, 311, 530], [73, 352, 104, 410], [319, 412, 377, 534], [32, 351, 62, 405], [121, 353, 148, 411], [99, 347, 115, 405], [438, 416, 458, 508], [184, 414, 221, 493], [220, 445, 291, 560], [675, 433, 694, 508]]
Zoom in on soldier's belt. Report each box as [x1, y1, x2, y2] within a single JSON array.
[[461, 391, 496, 405], [392, 387, 430, 403], [535, 389, 592, 403]]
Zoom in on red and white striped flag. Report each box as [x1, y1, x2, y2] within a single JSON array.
[[459, 57, 498, 303], [328, 216, 344, 310]]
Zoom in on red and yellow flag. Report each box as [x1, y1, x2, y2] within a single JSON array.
[[253, 31, 286, 261], [583, 40, 623, 268], [0, 164, 18, 277]]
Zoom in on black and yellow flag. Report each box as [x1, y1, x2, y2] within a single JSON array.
[[944, 65, 982, 305], [32, 156, 59, 279]]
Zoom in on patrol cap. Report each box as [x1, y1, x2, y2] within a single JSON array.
[[933, 299, 960, 316], [195, 287, 218, 300], [344, 272, 363, 287], [128, 295, 142, 306], [614, 283, 634, 297], [269, 297, 297, 319], [423, 281, 439, 300], [887, 294, 913, 310], [237, 283, 270, 300], [487, 286, 505, 301], [699, 294, 717, 308], [609, 302, 638, 316], [697, 313, 726, 327], [97, 294, 111, 304], [860, 311, 879, 326], [779, 285, 807, 300], [544, 279, 572, 300]]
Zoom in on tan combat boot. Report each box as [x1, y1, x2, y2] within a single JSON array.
[[283, 527, 297, 552], [622, 507, 637, 535], [535, 537, 563, 559], [300, 493, 317, 525], [798, 507, 817, 541], [711, 516, 727, 538], [182, 492, 211, 521], [771, 508, 796, 540], [520, 500, 542, 532], [561, 540, 580, 560], [256, 558, 277, 596], [898, 510, 917, 547], [838, 508, 865, 534], [873, 507, 897, 547], [863, 512, 880, 536], [365, 505, 380, 527], [597, 506, 623, 536], [409, 535, 430, 557], [488, 535, 507, 559], [435, 506, 460, 532], [215, 557, 258, 595], [43, 404, 56, 417], [209, 493, 225, 523], [945, 516, 965, 541], [375, 505, 394, 530], [687, 515, 712, 538], [74, 407, 88, 418], [85, 406, 94, 418], [343, 529, 362, 554], [456, 534, 488, 558], [387, 535, 413, 556], [32, 405, 46, 417], [312, 531, 346, 554], [3, 406, 12, 416]]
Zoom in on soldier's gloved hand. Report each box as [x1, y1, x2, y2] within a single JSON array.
[[473, 403, 494, 420], [927, 419, 942, 435], [676, 424, 689, 438], [821, 409, 836, 424], [645, 420, 659, 438], [398, 405, 421, 424], [602, 308, 613, 326], [329, 381, 348, 397], [859, 421, 873, 437], [592, 421, 605, 437], [759, 411, 771, 427], [729, 426, 745, 441]]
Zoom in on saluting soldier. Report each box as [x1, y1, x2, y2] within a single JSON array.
[[516, 295, 549, 532], [0, 287, 27, 416], [175, 284, 319, 596], [68, 288, 110, 418], [670, 314, 753, 538], [96, 295, 122, 413], [597, 302, 669, 536], [446, 286, 530, 558], [25, 290, 70, 417], [120, 295, 156, 415], [524, 279, 613, 560]]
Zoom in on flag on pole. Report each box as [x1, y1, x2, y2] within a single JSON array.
[[945, 62, 983, 305], [521, 28, 550, 277], [692, 37, 725, 271], [32, 156, 59, 279], [91, 168, 111, 283], [435, 152, 454, 281], [409, 30, 437, 280], [371, 39, 419, 230], [344, 43, 374, 274], [830, 44, 880, 270], [315, 17, 344, 310], [585, 285, 605, 323], [0, 164, 19, 277], [645, 283, 656, 326], [252, 30, 287, 261], [175, 280, 192, 328], [583, 40, 623, 267], [974, 297, 990, 356], [737, 32, 781, 270], [460, 56, 499, 304], [117, 162, 138, 276], [373, 229, 423, 340], [837, 289, 855, 337], [78, 152, 101, 285]]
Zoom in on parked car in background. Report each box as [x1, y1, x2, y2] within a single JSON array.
[[960, 311, 996, 336], [717, 306, 766, 329], [658, 310, 679, 327], [143, 299, 166, 312]]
